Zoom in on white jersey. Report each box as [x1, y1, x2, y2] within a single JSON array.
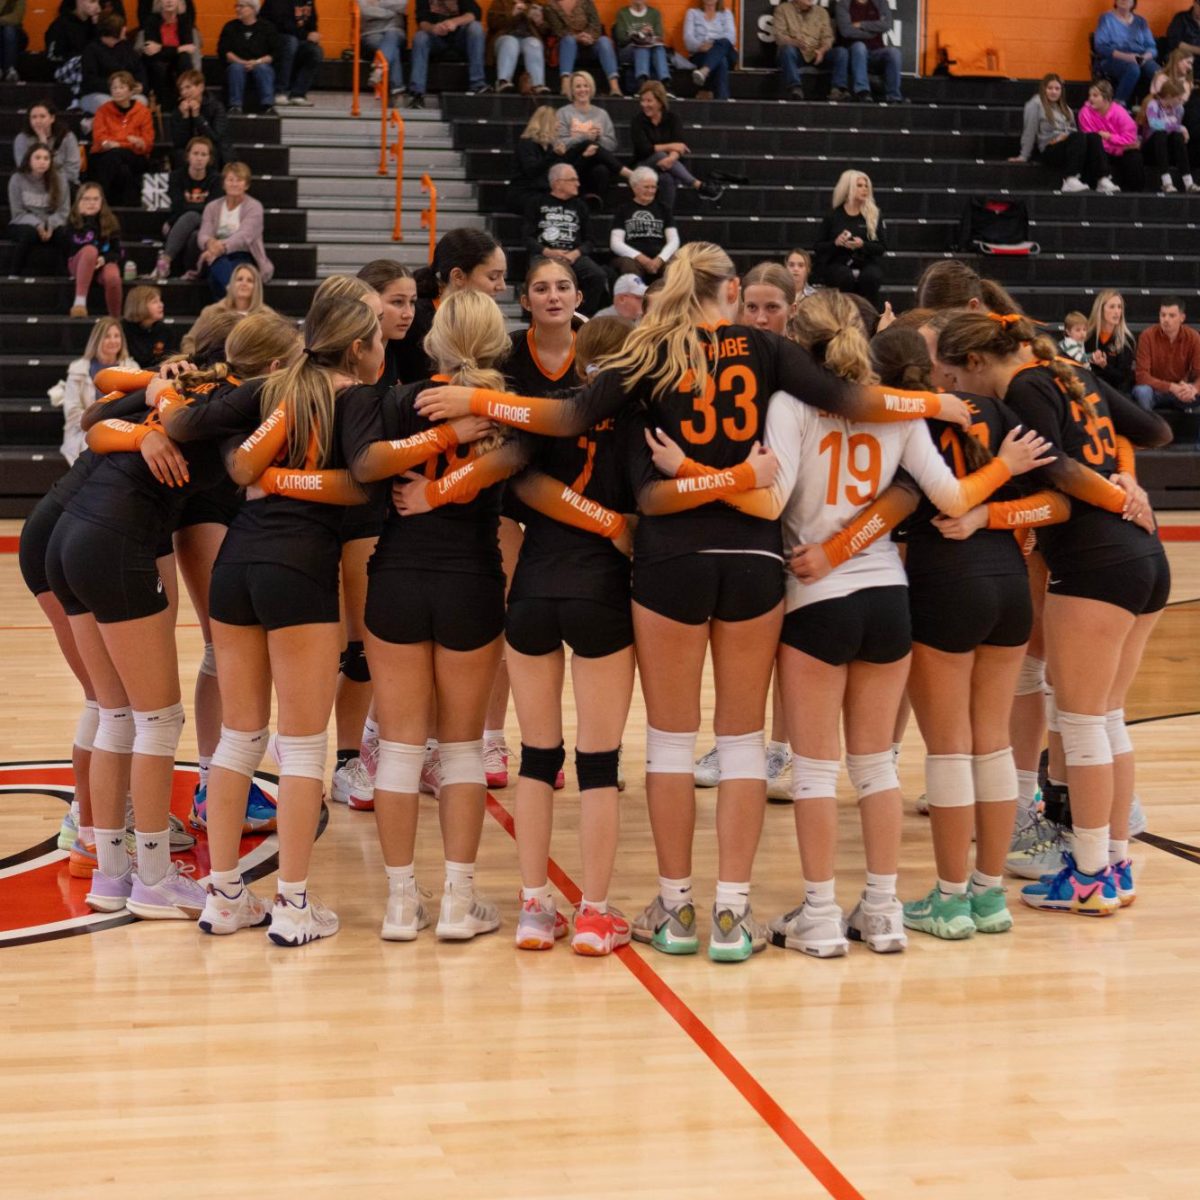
[[765, 391, 978, 611]]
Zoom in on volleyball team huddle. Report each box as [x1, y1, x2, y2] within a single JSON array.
[[18, 226, 1171, 960]]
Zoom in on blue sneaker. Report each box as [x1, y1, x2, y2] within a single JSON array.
[[190, 781, 277, 834], [1020, 853, 1120, 916], [1110, 858, 1135, 906]]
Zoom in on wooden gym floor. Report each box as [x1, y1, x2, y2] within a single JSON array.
[[1, 516, 1198, 1200]]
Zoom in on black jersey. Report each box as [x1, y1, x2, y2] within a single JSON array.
[[343, 379, 504, 578]]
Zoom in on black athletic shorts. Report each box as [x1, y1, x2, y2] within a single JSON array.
[[176, 478, 243, 529], [18, 494, 64, 596], [209, 561, 340, 630], [339, 493, 388, 544], [1047, 549, 1171, 617], [780, 585, 911, 666], [506, 597, 633, 658], [365, 569, 505, 651], [45, 513, 169, 623], [910, 573, 1033, 654], [632, 553, 784, 625]]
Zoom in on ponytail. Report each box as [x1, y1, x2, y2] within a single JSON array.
[[791, 291, 876, 385]]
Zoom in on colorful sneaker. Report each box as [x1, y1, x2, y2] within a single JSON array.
[[381, 880, 432, 941], [632, 894, 700, 955], [85, 867, 134, 913], [515, 893, 559, 951], [58, 801, 80, 851], [1020, 854, 1120, 916], [484, 740, 509, 788], [572, 905, 632, 956], [127, 861, 207, 920], [419, 746, 441, 798], [694, 746, 719, 788], [767, 902, 849, 958], [708, 903, 767, 963], [268, 891, 340, 946], [846, 896, 908, 953], [1110, 858, 1136, 907], [902, 887, 975, 940], [68, 838, 97, 879], [436, 884, 501, 940], [1005, 814, 1068, 880], [766, 746, 793, 803], [969, 886, 1014, 933], [198, 881, 271, 934], [332, 756, 375, 811], [191, 782, 277, 833], [189, 784, 207, 831]]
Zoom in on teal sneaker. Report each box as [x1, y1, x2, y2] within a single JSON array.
[[707, 904, 767, 963], [902, 887, 975, 940], [968, 886, 1013, 933], [631, 895, 699, 955]]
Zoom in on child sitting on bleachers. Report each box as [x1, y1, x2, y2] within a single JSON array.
[[1059, 311, 1089, 363]]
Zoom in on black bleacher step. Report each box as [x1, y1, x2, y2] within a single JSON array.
[[0, 207, 309, 243], [0, 398, 62, 445], [0, 109, 281, 145], [0, 314, 191, 355], [0, 277, 317, 318], [0, 447, 66, 507], [0, 241, 317, 277]]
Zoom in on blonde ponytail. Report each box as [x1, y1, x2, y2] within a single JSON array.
[[791, 291, 877, 385]]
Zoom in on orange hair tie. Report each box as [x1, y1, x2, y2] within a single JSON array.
[[987, 313, 1022, 327]]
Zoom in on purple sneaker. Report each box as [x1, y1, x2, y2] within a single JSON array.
[[126, 861, 207, 920], [85, 868, 134, 913]]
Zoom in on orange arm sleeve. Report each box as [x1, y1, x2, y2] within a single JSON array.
[[154, 387, 191, 419], [93, 368, 156, 395], [511, 471, 627, 539], [257, 467, 368, 507], [1115, 435, 1137, 477], [987, 491, 1072, 530], [1047, 458, 1130, 514], [857, 385, 960, 423], [226, 404, 288, 486], [636, 461, 758, 516], [820, 484, 921, 568], [352, 424, 460, 482], [424, 442, 527, 508], [85, 417, 155, 454]]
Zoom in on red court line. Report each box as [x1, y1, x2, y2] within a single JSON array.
[[0, 537, 19, 553], [484, 794, 865, 1200], [1160, 526, 1200, 541]]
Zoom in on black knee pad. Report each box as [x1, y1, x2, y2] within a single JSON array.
[[576, 747, 620, 792], [519, 742, 565, 787], [339, 639, 370, 683]]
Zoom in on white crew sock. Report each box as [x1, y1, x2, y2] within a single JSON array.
[[484, 728, 506, 747], [937, 878, 969, 896], [970, 870, 1002, 894], [521, 883, 553, 906], [1016, 770, 1039, 814], [210, 867, 244, 897], [198, 755, 212, 788], [804, 878, 836, 908], [277, 878, 308, 905], [714, 880, 749, 914], [96, 827, 127, 878], [135, 828, 170, 886], [1071, 825, 1109, 875], [445, 860, 475, 893], [865, 871, 897, 905], [580, 896, 608, 913], [1108, 838, 1130, 865], [79, 823, 95, 846], [385, 863, 415, 891], [658, 875, 692, 907]]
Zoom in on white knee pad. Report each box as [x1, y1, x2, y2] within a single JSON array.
[[132, 703, 185, 758], [74, 700, 100, 752], [645, 726, 698, 775], [791, 755, 840, 801], [376, 739, 425, 793], [199, 642, 218, 678], [94, 706, 135, 755], [1058, 710, 1113, 768], [1044, 686, 1061, 734], [274, 731, 328, 781], [924, 753, 974, 808], [972, 747, 1017, 804], [211, 725, 269, 778], [715, 730, 766, 782], [1105, 709, 1133, 757], [1015, 655, 1046, 697], [439, 738, 485, 787], [846, 750, 899, 801]]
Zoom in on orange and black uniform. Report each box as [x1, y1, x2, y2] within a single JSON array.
[[175, 378, 246, 530]]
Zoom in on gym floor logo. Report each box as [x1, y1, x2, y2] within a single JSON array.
[[0, 760, 286, 948]]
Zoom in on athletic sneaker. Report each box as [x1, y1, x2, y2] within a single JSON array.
[[694, 746, 719, 787], [381, 880, 432, 941], [766, 746, 793, 803], [902, 887, 975, 940], [58, 801, 80, 851], [68, 838, 97, 879], [419, 746, 441, 797], [632, 894, 700, 955], [190, 781, 277, 834], [845, 896, 908, 953], [1020, 853, 1120, 916], [331, 756, 375, 810], [969, 886, 1013, 933], [125, 809, 197, 852], [198, 882, 271, 934], [914, 792, 930, 816], [436, 884, 501, 940], [572, 905, 632, 956], [85, 867, 134, 913], [126, 861, 207, 920], [514, 893, 559, 951], [1129, 793, 1147, 837], [484, 741, 509, 789], [767, 902, 849, 958], [708, 903, 767, 963], [268, 891, 340, 946], [1110, 858, 1136, 906], [1006, 814, 1067, 879]]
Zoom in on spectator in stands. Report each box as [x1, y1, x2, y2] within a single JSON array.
[[1080, 79, 1145, 191], [1094, 0, 1158, 106], [13, 102, 81, 186], [121, 284, 174, 366], [784, 246, 817, 296], [167, 68, 233, 167], [218, 0, 279, 115], [88, 70, 153, 205], [684, 0, 736, 99], [60, 316, 137, 463], [1058, 310, 1089, 363], [592, 271, 645, 321], [614, 1, 670, 90], [1166, 0, 1200, 152], [79, 13, 144, 112], [509, 104, 562, 211], [45, 0, 99, 106], [141, 0, 197, 107], [488, 0, 548, 95], [264, 0, 322, 106], [0, 0, 23, 83], [556, 70, 632, 202], [812, 167, 885, 306], [194, 262, 272, 328], [6, 143, 69, 274], [630, 80, 723, 207], [828, 0, 902, 104], [1086, 288, 1136, 394], [1134, 296, 1200, 411], [1150, 45, 1193, 102], [774, 0, 833, 102], [609, 166, 678, 280], [543, 0, 621, 97], [65, 181, 123, 318], [1142, 78, 1200, 190], [360, 0, 407, 106], [522, 162, 608, 314], [407, 0, 487, 108], [195, 160, 275, 297], [155, 135, 220, 278], [1013, 73, 1115, 193]]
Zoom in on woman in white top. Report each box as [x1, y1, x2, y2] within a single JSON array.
[[58, 316, 138, 464], [683, 0, 737, 98]]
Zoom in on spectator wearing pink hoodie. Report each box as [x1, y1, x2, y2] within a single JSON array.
[[1079, 79, 1145, 191]]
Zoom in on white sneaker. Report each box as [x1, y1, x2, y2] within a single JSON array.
[[274, 94, 291, 106], [368, 65, 382, 87], [267, 891, 339, 946], [914, 792, 930, 815], [766, 746, 793, 803], [436, 883, 500, 940], [1060, 176, 1089, 193], [332, 756, 375, 810], [198, 881, 271, 934], [1161, 179, 1178, 194], [768, 902, 849, 958], [694, 746, 720, 787], [845, 895, 907, 953], [1097, 176, 1120, 194], [1129, 793, 1147, 837], [381, 879, 432, 941], [289, 96, 314, 107]]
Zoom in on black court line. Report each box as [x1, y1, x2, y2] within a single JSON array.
[[0, 788, 73, 871], [1135, 832, 1200, 867]]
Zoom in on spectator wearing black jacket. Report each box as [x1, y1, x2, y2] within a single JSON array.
[[407, 0, 486, 107], [45, 0, 98, 103], [217, 0, 279, 114], [167, 68, 233, 167], [508, 103, 562, 212], [1085, 289, 1137, 395], [154, 135, 221, 278], [630, 80, 721, 209], [121, 284, 176, 367], [263, 0, 322, 106], [80, 12, 146, 112], [812, 168, 886, 306], [522, 162, 608, 315], [141, 0, 197, 106]]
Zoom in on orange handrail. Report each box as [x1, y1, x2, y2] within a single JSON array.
[[390, 110, 405, 242], [373, 50, 389, 174], [420, 173, 438, 265], [350, 1, 361, 116]]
